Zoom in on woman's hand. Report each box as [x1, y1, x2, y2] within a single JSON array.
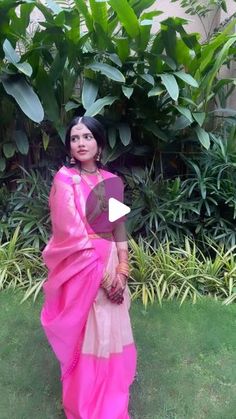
[[107, 273, 127, 304]]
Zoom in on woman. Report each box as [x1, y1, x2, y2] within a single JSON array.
[[41, 116, 137, 419]]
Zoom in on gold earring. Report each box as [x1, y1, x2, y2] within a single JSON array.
[[96, 151, 101, 161], [70, 156, 76, 164]]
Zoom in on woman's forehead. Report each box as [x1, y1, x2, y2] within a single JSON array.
[[71, 123, 92, 135]]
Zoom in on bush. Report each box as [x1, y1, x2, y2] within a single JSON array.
[[129, 236, 236, 307], [0, 226, 46, 302], [2, 167, 52, 250], [122, 131, 236, 251]]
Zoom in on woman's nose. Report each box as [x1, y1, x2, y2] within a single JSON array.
[[78, 137, 85, 145]]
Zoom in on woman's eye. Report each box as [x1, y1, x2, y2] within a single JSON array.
[[84, 134, 93, 140]]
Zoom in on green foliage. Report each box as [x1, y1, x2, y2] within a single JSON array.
[[129, 236, 236, 307], [171, 0, 229, 17], [1, 168, 52, 249], [0, 226, 46, 301], [122, 129, 236, 250], [1, 0, 235, 175]]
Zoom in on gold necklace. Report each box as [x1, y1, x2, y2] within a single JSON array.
[[81, 167, 98, 174], [80, 169, 108, 212]]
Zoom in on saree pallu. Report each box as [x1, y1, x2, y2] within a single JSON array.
[[40, 166, 136, 419]]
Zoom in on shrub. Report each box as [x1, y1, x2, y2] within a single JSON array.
[[129, 236, 236, 307], [0, 226, 46, 302]]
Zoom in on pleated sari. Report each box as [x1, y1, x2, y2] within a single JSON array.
[[40, 166, 137, 419]]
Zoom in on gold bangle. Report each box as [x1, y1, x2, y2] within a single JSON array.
[[116, 262, 129, 274]]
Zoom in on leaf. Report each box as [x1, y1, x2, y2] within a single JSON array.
[[172, 115, 192, 131], [174, 71, 199, 87], [108, 126, 116, 148], [65, 101, 79, 112], [161, 26, 177, 63], [115, 37, 129, 62], [3, 142, 15, 158], [75, 0, 93, 31], [158, 54, 176, 71], [141, 74, 154, 85], [140, 10, 163, 21], [45, 0, 63, 14], [43, 132, 50, 151], [193, 112, 205, 126], [160, 73, 179, 101], [2, 76, 44, 123], [3, 39, 32, 76], [14, 130, 29, 154], [140, 19, 153, 26], [35, 68, 59, 122], [109, 0, 140, 38], [118, 123, 131, 145], [144, 122, 168, 141], [84, 96, 117, 116], [175, 105, 193, 122], [3, 39, 20, 64], [14, 62, 32, 77], [82, 78, 98, 110], [108, 53, 122, 67], [102, 144, 128, 164], [86, 62, 125, 83], [148, 85, 165, 97], [122, 85, 134, 99], [195, 126, 210, 150], [0, 158, 6, 172], [205, 35, 236, 100], [89, 0, 108, 33]]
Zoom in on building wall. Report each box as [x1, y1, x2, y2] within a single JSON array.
[[151, 0, 235, 39], [150, 0, 236, 108]]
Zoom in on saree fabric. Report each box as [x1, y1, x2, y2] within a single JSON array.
[[40, 166, 137, 419]]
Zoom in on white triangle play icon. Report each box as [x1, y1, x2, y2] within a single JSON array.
[[108, 198, 131, 222]]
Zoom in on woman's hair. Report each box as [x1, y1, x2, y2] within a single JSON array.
[[65, 116, 106, 168]]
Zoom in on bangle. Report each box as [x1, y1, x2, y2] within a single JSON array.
[[116, 262, 129, 277], [101, 272, 112, 289]]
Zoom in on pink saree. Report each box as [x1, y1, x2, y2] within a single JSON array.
[[40, 166, 136, 419]]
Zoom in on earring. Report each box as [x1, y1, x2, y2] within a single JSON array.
[[70, 156, 76, 164], [96, 151, 101, 161]]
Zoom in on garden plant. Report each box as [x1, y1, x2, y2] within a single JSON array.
[[0, 0, 236, 307]]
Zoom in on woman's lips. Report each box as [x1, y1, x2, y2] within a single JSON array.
[[78, 150, 87, 154]]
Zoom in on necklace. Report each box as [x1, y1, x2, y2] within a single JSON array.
[[81, 167, 98, 174], [80, 169, 108, 212]]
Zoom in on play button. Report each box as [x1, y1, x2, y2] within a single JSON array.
[[108, 198, 130, 222], [82, 174, 131, 242]]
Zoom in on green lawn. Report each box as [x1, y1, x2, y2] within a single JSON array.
[[1, 291, 236, 419]]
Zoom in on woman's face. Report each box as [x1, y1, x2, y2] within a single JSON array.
[[70, 123, 99, 163]]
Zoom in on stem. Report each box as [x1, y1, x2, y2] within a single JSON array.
[[207, 6, 221, 41], [198, 14, 208, 41]]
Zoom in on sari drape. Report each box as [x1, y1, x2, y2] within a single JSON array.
[[41, 166, 136, 419]]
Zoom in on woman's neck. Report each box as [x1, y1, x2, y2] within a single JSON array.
[[80, 161, 98, 172]]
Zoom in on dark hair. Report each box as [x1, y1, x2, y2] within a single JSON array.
[[65, 116, 106, 168]]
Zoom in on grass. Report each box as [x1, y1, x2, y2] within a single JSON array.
[[1, 291, 236, 419], [130, 299, 236, 419]]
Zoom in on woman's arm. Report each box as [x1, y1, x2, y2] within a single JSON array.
[[105, 221, 129, 304], [113, 221, 129, 265]]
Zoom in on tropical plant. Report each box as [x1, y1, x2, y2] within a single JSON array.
[[171, 0, 230, 40], [6, 167, 52, 249], [0, 167, 52, 249], [122, 126, 236, 250], [128, 236, 236, 307], [0, 0, 45, 173], [0, 226, 46, 302], [1, 0, 235, 177]]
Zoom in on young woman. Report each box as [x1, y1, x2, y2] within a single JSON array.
[[41, 116, 137, 419]]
